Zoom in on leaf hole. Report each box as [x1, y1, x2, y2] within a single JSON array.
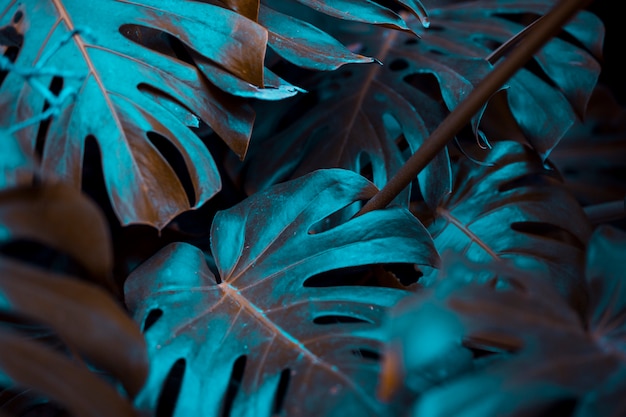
[[307, 200, 364, 235], [497, 173, 556, 192], [272, 368, 291, 415], [221, 355, 247, 417], [304, 264, 402, 288], [138, 83, 200, 128], [146, 131, 196, 207], [13, 10, 23, 23], [403, 73, 444, 104], [313, 315, 372, 325], [388, 59, 408, 72], [510, 221, 585, 250], [351, 348, 380, 361], [404, 38, 419, 46], [156, 358, 186, 417], [119, 24, 196, 64], [533, 398, 578, 417], [357, 152, 373, 182], [142, 308, 163, 332], [384, 263, 423, 286], [35, 76, 64, 159]]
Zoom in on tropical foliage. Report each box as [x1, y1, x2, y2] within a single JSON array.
[[1, 0, 624, 416]]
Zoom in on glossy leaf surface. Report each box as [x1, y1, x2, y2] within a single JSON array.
[[423, 141, 592, 307], [383, 225, 626, 416], [240, 24, 452, 208], [413, 0, 604, 160], [125, 169, 438, 417], [0, 0, 272, 229]]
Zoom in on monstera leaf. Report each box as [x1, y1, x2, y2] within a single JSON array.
[[412, 0, 603, 160], [0, 129, 34, 191], [0, 0, 292, 230], [254, 0, 429, 70], [125, 169, 438, 417], [423, 141, 592, 309], [380, 225, 626, 417], [550, 85, 626, 207], [0, 182, 148, 416], [238, 22, 452, 208], [237, 0, 602, 206]]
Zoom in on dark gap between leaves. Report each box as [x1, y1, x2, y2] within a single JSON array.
[[510, 221, 586, 250], [0, 239, 92, 281], [146, 131, 196, 207], [304, 263, 420, 289], [357, 152, 374, 182], [529, 398, 579, 417], [221, 355, 247, 417], [389, 58, 409, 72], [35, 76, 64, 159], [156, 358, 186, 417], [403, 73, 445, 106], [272, 368, 291, 415], [307, 200, 366, 235], [313, 315, 372, 325], [351, 348, 381, 361]]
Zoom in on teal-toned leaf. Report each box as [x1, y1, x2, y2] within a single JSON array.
[[125, 169, 438, 417], [290, 0, 412, 31], [409, 0, 604, 160], [238, 24, 452, 208], [0, 129, 34, 191], [424, 141, 592, 307], [382, 225, 626, 416], [0, 0, 271, 229], [585, 225, 626, 353], [549, 85, 626, 206], [259, 4, 376, 71]]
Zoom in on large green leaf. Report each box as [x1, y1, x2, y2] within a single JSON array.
[[0, 0, 277, 229], [0, 182, 148, 416], [125, 169, 438, 417], [423, 141, 592, 309]]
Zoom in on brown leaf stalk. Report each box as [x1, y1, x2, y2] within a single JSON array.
[[355, 0, 595, 217]]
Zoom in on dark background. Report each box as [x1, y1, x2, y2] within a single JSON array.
[[587, 2, 626, 105]]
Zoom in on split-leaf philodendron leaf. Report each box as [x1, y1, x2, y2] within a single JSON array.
[[0, 0, 272, 230], [382, 225, 626, 417], [125, 168, 439, 417], [414, 0, 603, 160], [423, 141, 592, 310]]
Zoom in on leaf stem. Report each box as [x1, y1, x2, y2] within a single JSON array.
[[355, 0, 594, 217]]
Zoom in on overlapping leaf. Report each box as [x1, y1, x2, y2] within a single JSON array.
[[550, 85, 626, 207], [423, 141, 592, 308], [412, 0, 604, 160], [0, 0, 289, 229], [238, 23, 452, 208], [380, 225, 626, 416], [125, 169, 438, 417], [0, 182, 148, 416]]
